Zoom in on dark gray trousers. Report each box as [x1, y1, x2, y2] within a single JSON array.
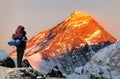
[[16, 43, 26, 67]]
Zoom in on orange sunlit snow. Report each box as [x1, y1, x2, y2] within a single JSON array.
[[10, 11, 117, 59]]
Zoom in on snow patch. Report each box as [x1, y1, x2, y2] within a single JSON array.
[[85, 29, 101, 45]]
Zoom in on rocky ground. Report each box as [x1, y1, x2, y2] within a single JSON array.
[[0, 66, 45, 79], [0, 66, 66, 79]]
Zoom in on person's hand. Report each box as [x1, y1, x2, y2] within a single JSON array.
[[22, 37, 26, 41]]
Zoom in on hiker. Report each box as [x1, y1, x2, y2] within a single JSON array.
[[8, 25, 27, 67]]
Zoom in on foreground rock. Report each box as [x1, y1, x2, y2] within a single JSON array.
[[0, 66, 45, 79], [0, 49, 15, 68]]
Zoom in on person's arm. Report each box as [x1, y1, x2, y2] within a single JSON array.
[[22, 31, 27, 41], [22, 36, 27, 42]]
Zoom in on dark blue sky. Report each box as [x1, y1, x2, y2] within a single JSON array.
[[0, 0, 120, 53]]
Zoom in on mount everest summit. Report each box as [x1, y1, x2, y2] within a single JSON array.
[[9, 11, 119, 78]]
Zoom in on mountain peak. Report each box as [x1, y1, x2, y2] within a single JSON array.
[[71, 11, 90, 18], [10, 11, 117, 58], [65, 11, 92, 28], [66, 11, 91, 20]]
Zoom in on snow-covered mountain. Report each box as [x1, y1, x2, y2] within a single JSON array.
[[67, 41, 120, 79], [10, 11, 117, 75]]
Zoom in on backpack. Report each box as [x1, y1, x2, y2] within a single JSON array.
[[13, 26, 25, 40]]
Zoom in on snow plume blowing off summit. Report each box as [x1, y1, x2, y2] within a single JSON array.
[[10, 11, 117, 75]]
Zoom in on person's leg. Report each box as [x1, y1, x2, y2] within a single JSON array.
[[17, 47, 25, 67]]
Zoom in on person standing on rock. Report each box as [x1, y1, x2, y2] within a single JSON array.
[[8, 25, 27, 67]]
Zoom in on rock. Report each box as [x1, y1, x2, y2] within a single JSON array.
[[0, 57, 15, 68], [0, 49, 15, 68], [4, 67, 45, 79], [22, 59, 31, 67], [47, 66, 66, 78]]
